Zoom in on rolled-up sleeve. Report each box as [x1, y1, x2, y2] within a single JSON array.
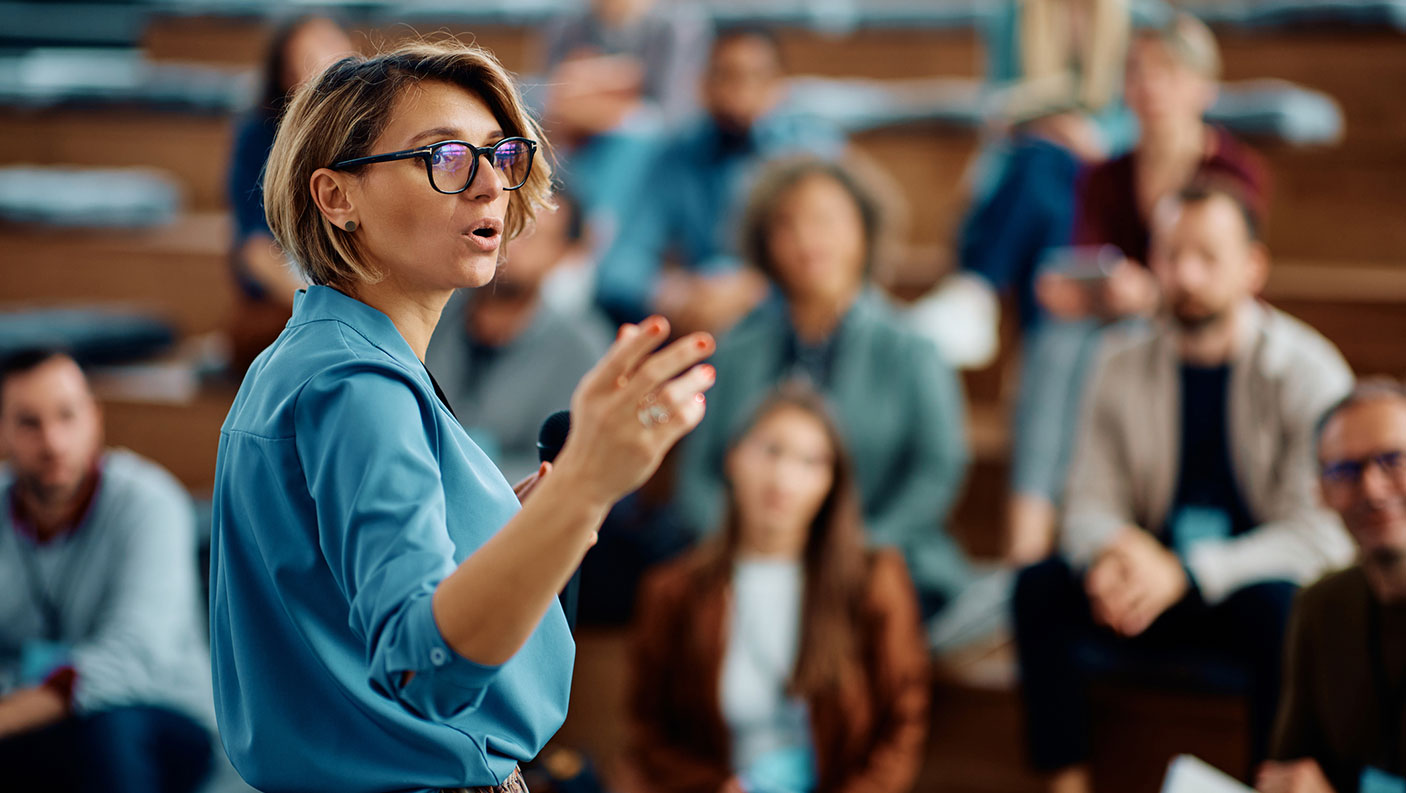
[[295, 363, 503, 721]]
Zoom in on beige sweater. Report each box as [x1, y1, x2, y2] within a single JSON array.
[[1061, 302, 1356, 603]]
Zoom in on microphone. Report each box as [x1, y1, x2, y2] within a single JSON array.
[[537, 410, 571, 464], [536, 410, 581, 631]]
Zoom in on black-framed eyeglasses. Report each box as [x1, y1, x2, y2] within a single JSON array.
[[330, 137, 537, 195], [1321, 450, 1406, 487]]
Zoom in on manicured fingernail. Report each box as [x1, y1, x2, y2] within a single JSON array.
[[646, 317, 665, 334], [695, 337, 710, 350], [695, 393, 706, 404], [700, 364, 715, 381]]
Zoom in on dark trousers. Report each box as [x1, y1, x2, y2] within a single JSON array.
[[958, 137, 1081, 328], [1013, 556, 1297, 774], [0, 704, 212, 793]]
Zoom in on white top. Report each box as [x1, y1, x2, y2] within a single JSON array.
[[719, 556, 813, 785]]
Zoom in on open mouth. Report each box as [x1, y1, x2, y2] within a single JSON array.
[[468, 217, 503, 239], [463, 217, 504, 253]]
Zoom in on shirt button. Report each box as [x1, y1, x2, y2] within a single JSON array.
[[430, 648, 448, 667]]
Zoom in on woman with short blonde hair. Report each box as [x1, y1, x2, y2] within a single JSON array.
[[262, 42, 556, 289], [210, 40, 717, 793]]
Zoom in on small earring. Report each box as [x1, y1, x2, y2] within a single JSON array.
[[344, 220, 358, 232]]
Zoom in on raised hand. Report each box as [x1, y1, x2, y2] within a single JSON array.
[[551, 316, 717, 506]]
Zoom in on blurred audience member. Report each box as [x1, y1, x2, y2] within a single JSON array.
[[226, 16, 354, 372], [427, 196, 611, 483], [629, 387, 928, 793], [594, 27, 844, 334], [1259, 380, 1406, 793], [1013, 183, 1353, 793], [960, 0, 1138, 331], [540, 0, 711, 243], [542, 0, 712, 133], [1047, 13, 1266, 313], [676, 157, 970, 618], [1007, 12, 1269, 563], [0, 349, 214, 793]]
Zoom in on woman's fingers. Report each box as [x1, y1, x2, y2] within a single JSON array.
[[650, 364, 716, 437], [512, 462, 551, 503], [556, 319, 717, 504], [623, 332, 715, 403], [588, 317, 671, 393]]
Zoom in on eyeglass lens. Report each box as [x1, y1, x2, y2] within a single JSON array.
[[1323, 450, 1406, 485], [429, 139, 532, 192]]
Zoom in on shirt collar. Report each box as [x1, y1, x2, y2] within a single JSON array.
[[290, 285, 429, 377]]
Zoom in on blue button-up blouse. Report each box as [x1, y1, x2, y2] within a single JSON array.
[[209, 285, 575, 793]]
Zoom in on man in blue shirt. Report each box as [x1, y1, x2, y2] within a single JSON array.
[[594, 26, 845, 334], [0, 349, 214, 793]]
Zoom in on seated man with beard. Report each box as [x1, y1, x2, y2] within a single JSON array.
[[0, 349, 214, 793], [1012, 181, 1355, 793]]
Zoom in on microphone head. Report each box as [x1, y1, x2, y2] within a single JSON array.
[[537, 410, 572, 463]]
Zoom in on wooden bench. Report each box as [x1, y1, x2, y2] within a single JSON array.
[[100, 382, 236, 494], [0, 212, 235, 337], [0, 109, 234, 212], [1266, 261, 1406, 377]]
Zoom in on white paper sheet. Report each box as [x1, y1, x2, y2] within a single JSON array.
[[1161, 754, 1254, 793]]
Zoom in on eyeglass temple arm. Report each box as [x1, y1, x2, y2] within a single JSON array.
[[332, 148, 427, 170]]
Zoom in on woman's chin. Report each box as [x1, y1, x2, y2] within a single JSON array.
[[454, 255, 501, 289]]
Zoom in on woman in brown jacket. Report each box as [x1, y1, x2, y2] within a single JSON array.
[[627, 386, 930, 793]]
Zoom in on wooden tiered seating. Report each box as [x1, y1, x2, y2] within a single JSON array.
[[3, 10, 1402, 791], [0, 212, 234, 337], [0, 110, 234, 212], [1221, 31, 1406, 263], [101, 383, 237, 492]]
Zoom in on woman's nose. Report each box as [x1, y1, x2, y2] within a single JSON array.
[[464, 152, 504, 201]]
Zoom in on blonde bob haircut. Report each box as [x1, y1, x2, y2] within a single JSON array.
[[263, 40, 554, 290]]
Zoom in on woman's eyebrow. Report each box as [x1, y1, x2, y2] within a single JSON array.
[[408, 126, 461, 146], [408, 127, 507, 146]]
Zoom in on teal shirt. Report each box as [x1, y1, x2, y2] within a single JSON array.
[[209, 285, 574, 793]]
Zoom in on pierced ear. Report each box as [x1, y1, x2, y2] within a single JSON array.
[[310, 167, 359, 231]]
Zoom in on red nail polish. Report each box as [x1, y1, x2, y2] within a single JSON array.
[[701, 364, 715, 380], [695, 337, 710, 350]]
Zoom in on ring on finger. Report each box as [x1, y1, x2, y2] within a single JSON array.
[[636, 397, 671, 428]]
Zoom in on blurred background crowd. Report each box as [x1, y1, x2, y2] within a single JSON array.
[[1, 1, 1405, 792]]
